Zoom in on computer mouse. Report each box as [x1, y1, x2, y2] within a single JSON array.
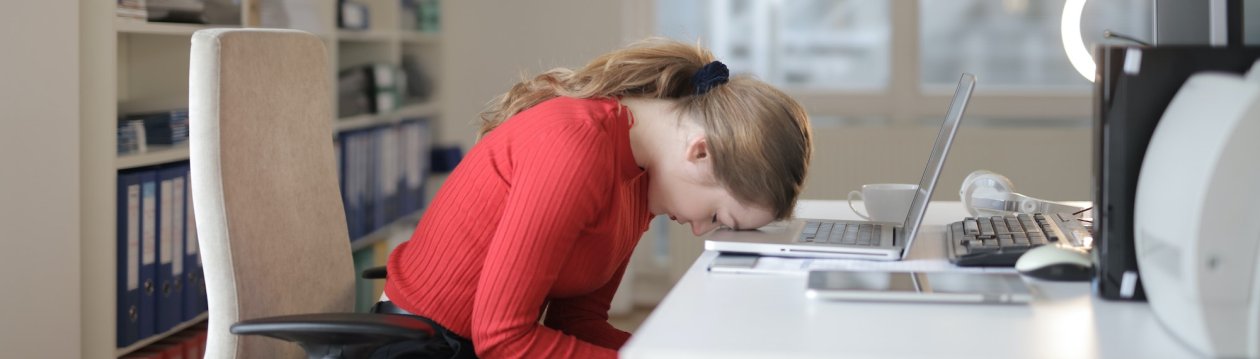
[[1014, 245, 1093, 281]]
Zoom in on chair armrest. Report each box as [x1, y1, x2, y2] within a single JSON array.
[[231, 313, 435, 358], [361, 265, 387, 279]]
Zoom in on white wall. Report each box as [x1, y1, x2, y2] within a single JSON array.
[[0, 2, 82, 357], [440, 0, 626, 147]]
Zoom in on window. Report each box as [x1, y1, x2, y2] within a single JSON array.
[[658, 0, 890, 89], [921, 0, 1151, 90], [651, 0, 1152, 125]]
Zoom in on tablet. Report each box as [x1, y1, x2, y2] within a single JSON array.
[[806, 270, 1035, 304]]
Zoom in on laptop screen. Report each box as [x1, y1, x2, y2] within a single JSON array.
[[899, 74, 975, 254]]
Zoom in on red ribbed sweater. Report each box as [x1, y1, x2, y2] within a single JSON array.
[[384, 97, 652, 358]]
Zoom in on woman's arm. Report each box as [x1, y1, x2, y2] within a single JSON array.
[[544, 260, 632, 349], [470, 121, 620, 359]]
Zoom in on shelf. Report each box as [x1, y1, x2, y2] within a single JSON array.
[[351, 210, 423, 252], [116, 144, 190, 170], [115, 18, 236, 36], [394, 101, 441, 119], [335, 113, 379, 132], [336, 30, 395, 42], [115, 312, 208, 357], [335, 101, 440, 133], [399, 31, 440, 45]]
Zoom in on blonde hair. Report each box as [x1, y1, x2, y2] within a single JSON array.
[[480, 38, 813, 219]]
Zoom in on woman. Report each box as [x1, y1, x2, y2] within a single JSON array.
[[379, 38, 813, 358]]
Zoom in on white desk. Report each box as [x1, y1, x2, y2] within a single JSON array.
[[621, 200, 1200, 359]]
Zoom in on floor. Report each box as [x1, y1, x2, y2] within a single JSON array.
[[608, 305, 656, 333], [607, 269, 673, 333]]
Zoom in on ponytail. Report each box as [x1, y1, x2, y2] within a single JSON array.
[[479, 38, 715, 136]]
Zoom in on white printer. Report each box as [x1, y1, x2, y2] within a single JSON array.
[[1135, 62, 1260, 357]]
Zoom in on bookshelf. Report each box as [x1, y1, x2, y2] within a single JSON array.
[[335, 101, 441, 132], [351, 210, 424, 252], [113, 313, 209, 357], [114, 18, 236, 36], [337, 30, 396, 42], [399, 31, 441, 44], [81, 0, 443, 358], [116, 145, 190, 170]]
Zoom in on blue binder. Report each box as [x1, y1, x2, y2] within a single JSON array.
[[363, 129, 378, 235], [354, 130, 369, 239], [397, 121, 416, 215], [116, 171, 144, 347], [179, 163, 202, 320], [372, 127, 388, 230], [156, 165, 185, 332], [338, 131, 359, 239], [138, 170, 159, 339], [403, 118, 432, 214]]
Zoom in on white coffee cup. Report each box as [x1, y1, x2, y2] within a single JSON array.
[[847, 183, 918, 222]]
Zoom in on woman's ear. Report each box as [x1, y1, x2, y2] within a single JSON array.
[[683, 135, 719, 183], [685, 136, 709, 162]]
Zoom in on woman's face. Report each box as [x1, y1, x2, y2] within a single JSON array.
[[646, 138, 775, 236]]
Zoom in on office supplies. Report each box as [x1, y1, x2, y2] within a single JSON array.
[[182, 163, 204, 321], [124, 109, 189, 146], [373, 126, 398, 230], [336, 64, 401, 118], [1134, 64, 1260, 358], [144, 0, 241, 25], [336, 67, 371, 118], [116, 0, 147, 20], [169, 165, 187, 322], [337, 0, 370, 30], [117, 119, 147, 155], [398, 119, 431, 214], [704, 73, 974, 260], [805, 270, 1033, 304], [430, 145, 463, 173], [958, 170, 1085, 217], [708, 253, 760, 273], [157, 165, 185, 332], [708, 252, 1014, 275], [139, 170, 159, 339], [944, 212, 1091, 267], [1013, 246, 1092, 282], [117, 170, 145, 347], [1092, 46, 1260, 301]]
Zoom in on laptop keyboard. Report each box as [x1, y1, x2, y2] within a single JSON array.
[[798, 221, 883, 247], [946, 213, 1090, 266]]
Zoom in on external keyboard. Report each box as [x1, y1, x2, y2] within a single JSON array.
[[798, 221, 884, 247], [946, 213, 1090, 266]]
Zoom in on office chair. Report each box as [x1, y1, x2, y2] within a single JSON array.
[[189, 28, 438, 358]]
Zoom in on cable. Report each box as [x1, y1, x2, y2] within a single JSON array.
[[1103, 29, 1153, 47]]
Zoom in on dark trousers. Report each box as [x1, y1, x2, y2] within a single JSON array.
[[370, 301, 478, 359]]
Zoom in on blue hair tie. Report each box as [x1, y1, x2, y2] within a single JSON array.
[[693, 61, 729, 95]]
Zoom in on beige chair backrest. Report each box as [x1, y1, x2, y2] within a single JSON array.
[[190, 28, 355, 358]]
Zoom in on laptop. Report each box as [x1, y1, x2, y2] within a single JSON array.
[[704, 73, 976, 261]]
